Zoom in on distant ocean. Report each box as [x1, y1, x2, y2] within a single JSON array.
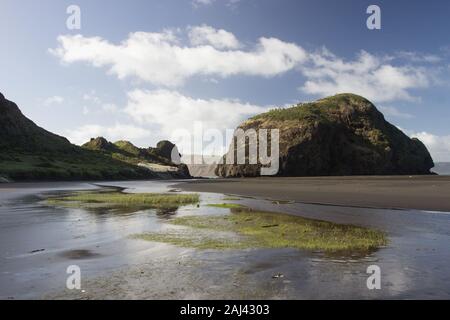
[[432, 162, 450, 175]]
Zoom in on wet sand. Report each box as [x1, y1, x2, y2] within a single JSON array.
[[175, 176, 450, 212], [2, 180, 450, 299]]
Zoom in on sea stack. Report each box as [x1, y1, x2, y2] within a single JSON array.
[[216, 93, 434, 177]]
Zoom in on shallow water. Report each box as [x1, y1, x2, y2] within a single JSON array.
[[0, 180, 449, 299]]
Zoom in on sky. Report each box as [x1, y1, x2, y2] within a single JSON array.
[[1, 0, 450, 161]]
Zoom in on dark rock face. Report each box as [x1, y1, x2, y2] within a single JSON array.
[[216, 94, 434, 177], [155, 140, 179, 161], [0, 92, 74, 152]]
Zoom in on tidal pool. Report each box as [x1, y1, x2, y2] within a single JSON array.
[[0, 180, 449, 299]]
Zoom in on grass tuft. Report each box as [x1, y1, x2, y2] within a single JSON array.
[[46, 191, 199, 209], [134, 207, 387, 252]]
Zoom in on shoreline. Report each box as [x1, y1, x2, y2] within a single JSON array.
[[174, 175, 450, 212]]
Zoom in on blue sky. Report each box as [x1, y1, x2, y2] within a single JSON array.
[[1, 0, 450, 160]]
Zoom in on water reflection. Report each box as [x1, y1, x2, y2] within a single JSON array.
[[0, 181, 449, 299]]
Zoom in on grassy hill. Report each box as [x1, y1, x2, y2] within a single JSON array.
[[82, 138, 179, 166], [82, 137, 190, 178], [0, 92, 184, 181]]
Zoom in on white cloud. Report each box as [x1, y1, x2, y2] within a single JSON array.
[[378, 106, 414, 119], [51, 27, 433, 103], [50, 25, 439, 106], [50, 27, 307, 87], [125, 89, 268, 134], [124, 89, 270, 154], [191, 0, 215, 7], [43, 95, 64, 106], [66, 123, 152, 145], [188, 25, 241, 49], [395, 51, 442, 64], [299, 50, 430, 103]]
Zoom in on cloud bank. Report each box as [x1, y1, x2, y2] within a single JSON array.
[[125, 89, 269, 135], [51, 28, 307, 87], [51, 25, 433, 103], [300, 50, 430, 103], [188, 25, 241, 49]]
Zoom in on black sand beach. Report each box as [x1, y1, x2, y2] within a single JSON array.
[[175, 176, 450, 212]]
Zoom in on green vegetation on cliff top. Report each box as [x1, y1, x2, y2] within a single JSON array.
[[251, 93, 370, 122], [82, 137, 180, 167]]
